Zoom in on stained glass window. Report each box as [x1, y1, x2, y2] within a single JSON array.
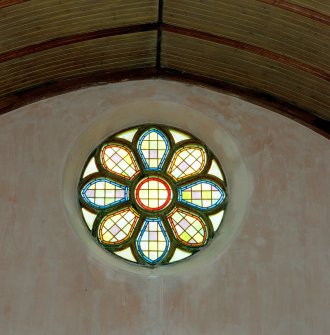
[[79, 125, 227, 267]]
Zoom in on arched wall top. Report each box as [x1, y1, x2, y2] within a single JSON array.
[[0, 69, 329, 139], [0, 0, 329, 138]]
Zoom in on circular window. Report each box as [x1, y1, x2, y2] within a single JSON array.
[[78, 125, 227, 267]]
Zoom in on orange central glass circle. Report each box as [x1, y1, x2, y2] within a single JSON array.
[[135, 177, 172, 211]]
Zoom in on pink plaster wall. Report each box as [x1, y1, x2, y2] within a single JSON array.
[[0, 80, 329, 334]]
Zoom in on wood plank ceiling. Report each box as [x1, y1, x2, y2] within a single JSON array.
[[0, 0, 329, 136]]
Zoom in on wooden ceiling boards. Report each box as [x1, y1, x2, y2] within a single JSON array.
[[0, 0, 329, 137]]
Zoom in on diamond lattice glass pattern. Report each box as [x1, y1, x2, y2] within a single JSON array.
[[167, 208, 207, 246], [101, 144, 139, 180], [99, 207, 139, 244], [79, 125, 227, 267], [168, 145, 206, 181]]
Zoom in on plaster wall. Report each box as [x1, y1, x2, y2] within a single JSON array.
[[0, 80, 329, 335]]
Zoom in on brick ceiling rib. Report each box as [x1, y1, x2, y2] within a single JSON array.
[[0, 0, 329, 137]]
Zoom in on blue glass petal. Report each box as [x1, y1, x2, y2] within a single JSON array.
[[178, 180, 225, 210], [81, 178, 129, 209], [136, 218, 170, 264], [137, 128, 170, 170]]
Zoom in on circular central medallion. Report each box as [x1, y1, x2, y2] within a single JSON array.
[[135, 177, 172, 211]]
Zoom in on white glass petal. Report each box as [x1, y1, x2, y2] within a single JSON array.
[[83, 157, 98, 178], [81, 208, 97, 230], [167, 145, 206, 181], [169, 129, 191, 143], [208, 159, 224, 181], [115, 128, 138, 142], [169, 248, 192, 263], [209, 210, 224, 231], [114, 247, 136, 262]]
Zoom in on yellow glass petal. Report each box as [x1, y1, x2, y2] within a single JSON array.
[[167, 145, 206, 181], [101, 144, 139, 180], [99, 207, 139, 244], [167, 208, 207, 246]]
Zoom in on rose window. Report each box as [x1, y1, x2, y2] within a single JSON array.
[[79, 125, 227, 267]]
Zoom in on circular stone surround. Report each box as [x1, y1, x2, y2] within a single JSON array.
[[77, 123, 228, 267], [63, 95, 251, 276], [135, 177, 172, 211]]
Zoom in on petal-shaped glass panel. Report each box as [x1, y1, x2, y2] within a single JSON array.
[[178, 180, 225, 210], [167, 145, 206, 181], [81, 178, 128, 209], [138, 128, 170, 170], [136, 218, 170, 264], [99, 207, 139, 244], [101, 144, 139, 180], [167, 208, 207, 246]]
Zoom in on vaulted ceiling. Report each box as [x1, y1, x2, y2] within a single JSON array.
[[0, 0, 329, 136]]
